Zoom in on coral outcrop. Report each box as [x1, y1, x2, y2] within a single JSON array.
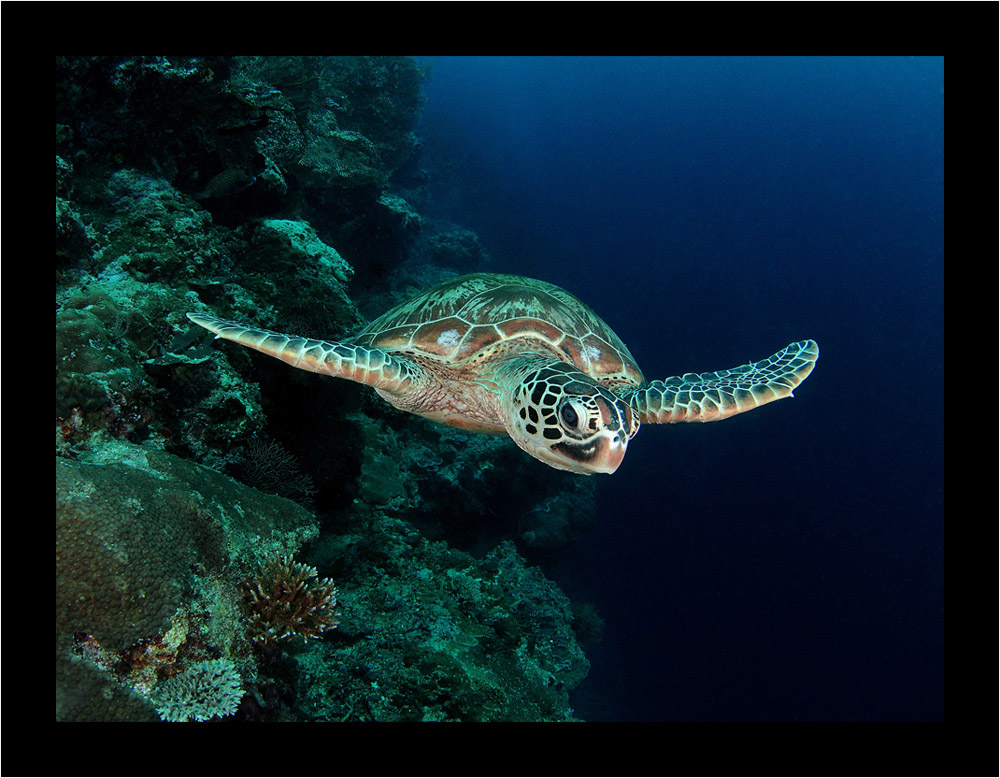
[[56, 441, 318, 720], [300, 527, 589, 721]]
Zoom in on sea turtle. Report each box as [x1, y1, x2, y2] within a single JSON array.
[[187, 273, 818, 475]]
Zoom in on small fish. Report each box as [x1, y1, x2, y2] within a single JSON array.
[[195, 168, 256, 200]]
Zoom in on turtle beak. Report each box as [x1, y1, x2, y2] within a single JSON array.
[[587, 396, 631, 474], [552, 429, 629, 474], [532, 430, 628, 475], [590, 431, 628, 474]]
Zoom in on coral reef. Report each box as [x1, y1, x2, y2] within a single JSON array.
[[299, 525, 589, 721], [55, 56, 600, 722], [234, 217, 361, 335], [56, 440, 318, 720]]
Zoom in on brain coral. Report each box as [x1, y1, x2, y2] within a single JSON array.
[[56, 457, 227, 651]]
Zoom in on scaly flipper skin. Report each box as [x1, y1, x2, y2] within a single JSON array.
[[626, 339, 819, 424], [186, 313, 418, 395]]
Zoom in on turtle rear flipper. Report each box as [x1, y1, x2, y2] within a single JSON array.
[[186, 313, 417, 394], [628, 340, 819, 424]]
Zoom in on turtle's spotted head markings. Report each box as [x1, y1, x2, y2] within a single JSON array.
[[506, 364, 638, 475]]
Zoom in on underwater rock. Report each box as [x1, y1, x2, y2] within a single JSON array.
[[55, 304, 148, 425], [236, 218, 362, 336], [518, 479, 598, 550], [250, 218, 352, 284], [319, 56, 425, 172], [296, 528, 588, 721], [56, 155, 74, 197], [101, 169, 227, 281], [422, 225, 489, 272], [56, 56, 424, 211], [55, 196, 93, 263], [341, 400, 597, 555], [377, 193, 423, 236], [55, 283, 267, 460], [57, 57, 230, 186], [484, 541, 590, 691], [299, 125, 388, 191], [255, 156, 289, 199], [234, 56, 425, 187], [231, 83, 305, 182]]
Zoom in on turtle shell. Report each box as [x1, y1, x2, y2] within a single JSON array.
[[351, 273, 645, 386]]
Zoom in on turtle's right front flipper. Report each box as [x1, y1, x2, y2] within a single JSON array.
[[186, 312, 416, 394], [628, 339, 819, 424]]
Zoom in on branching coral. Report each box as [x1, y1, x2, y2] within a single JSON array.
[[242, 555, 339, 645]]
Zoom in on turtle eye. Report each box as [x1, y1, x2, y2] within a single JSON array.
[[559, 402, 580, 429]]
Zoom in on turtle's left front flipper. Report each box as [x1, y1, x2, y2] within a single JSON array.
[[627, 339, 819, 424], [186, 312, 417, 394]]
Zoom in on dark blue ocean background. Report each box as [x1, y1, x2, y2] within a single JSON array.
[[417, 56, 943, 721]]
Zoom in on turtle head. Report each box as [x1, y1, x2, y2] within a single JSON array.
[[505, 364, 639, 475]]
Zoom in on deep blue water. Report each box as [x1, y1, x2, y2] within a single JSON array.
[[418, 56, 944, 721]]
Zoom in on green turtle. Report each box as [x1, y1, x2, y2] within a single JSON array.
[[187, 273, 818, 475]]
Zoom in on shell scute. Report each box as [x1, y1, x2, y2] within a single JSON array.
[[558, 333, 627, 379], [460, 325, 503, 358], [368, 324, 420, 352], [411, 317, 471, 358], [496, 317, 565, 344]]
